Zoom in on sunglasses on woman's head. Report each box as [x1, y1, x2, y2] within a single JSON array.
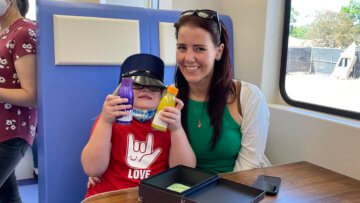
[[180, 9, 221, 35], [132, 83, 163, 92]]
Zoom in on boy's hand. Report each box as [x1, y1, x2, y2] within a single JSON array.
[[87, 176, 101, 189], [100, 95, 132, 124], [159, 98, 184, 132]]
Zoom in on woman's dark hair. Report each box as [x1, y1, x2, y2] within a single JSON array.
[[174, 14, 236, 148], [15, 0, 29, 17]]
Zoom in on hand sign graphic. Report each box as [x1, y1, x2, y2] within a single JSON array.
[[126, 133, 161, 169]]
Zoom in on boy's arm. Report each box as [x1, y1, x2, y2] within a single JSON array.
[[81, 117, 113, 177], [169, 127, 196, 167], [160, 98, 196, 167], [81, 95, 131, 177]]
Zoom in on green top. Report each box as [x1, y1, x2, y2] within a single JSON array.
[[187, 99, 242, 173]]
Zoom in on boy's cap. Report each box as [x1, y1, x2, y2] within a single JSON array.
[[120, 53, 165, 88]]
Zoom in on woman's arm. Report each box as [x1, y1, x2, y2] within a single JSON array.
[[81, 95, 131, 176], [233, 82, 270, 171], [160, 98, 196, 168], [0, 54, 36, 107]]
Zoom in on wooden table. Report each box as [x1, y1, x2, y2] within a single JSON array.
[[82, 161, 360, 202]]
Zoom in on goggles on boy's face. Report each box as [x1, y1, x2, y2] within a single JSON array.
[[132, 82, 163, 92], [180, 9, 221, 35]]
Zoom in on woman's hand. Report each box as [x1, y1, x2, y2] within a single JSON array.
[[160, 98, 184, 132], [100, 95, 132, 124], [87, 176, 101, 189]]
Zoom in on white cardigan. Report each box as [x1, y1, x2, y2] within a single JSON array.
[[233, 81, 271, 171]]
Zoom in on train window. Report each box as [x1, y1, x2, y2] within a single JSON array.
[[280, 0, 360, 119], [100, 0, 159, 9]]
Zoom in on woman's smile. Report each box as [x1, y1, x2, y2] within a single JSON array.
[[185, 65, 200, 71]]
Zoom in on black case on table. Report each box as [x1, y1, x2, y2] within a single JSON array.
[[139, 165, 265, 203]]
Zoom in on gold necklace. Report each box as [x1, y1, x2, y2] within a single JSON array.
[[191, 102, 204, 128]]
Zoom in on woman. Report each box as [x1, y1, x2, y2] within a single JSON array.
[[0, 0, 37, 202], [174, 9, 270, 173]]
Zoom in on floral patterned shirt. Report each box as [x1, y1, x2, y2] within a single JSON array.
[[0, 18, 37, 145]]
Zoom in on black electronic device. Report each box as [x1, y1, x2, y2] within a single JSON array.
[[252, 175, 281, 196]]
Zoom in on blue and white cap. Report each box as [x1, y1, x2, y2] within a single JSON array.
[[120, 53, 165, 88]]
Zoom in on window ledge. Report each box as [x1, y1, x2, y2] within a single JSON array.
[[268, 104, 360, 128]]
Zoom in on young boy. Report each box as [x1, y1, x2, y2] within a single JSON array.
[[81, 53, 195, 198]]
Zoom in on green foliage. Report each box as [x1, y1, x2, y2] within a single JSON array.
[[290, 7, 299, 33], [290, 26, 310, 39], [341, 0, 360, 24], [289, 1, 360, 48], [290, 7, 299, 24], [306, 11, 360, 48]]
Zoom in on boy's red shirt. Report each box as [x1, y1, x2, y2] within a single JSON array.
[[85, 118, 171, 198]]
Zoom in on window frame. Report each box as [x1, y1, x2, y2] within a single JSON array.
[[279, 0, 360, 120]]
